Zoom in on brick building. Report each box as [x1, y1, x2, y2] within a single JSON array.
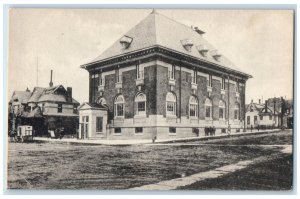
[[79, 10, 252, 140]]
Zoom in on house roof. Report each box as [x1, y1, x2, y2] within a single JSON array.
[[27, 85, 79, 105], [10, 91, 32, 104], [28, 87, 45, 103], [83, 11, 251, 77]]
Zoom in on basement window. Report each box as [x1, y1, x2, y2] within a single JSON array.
[[115, 127, 122, 134], [169, 127, 176, 134], [135, 127, 143, 134]]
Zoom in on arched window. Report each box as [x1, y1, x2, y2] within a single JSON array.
[[219, 100, 225, 119], [205, 98, 212, 118], [96, 97, 107, 106], [234, 103, 240, 120], [114, 95, 124, 117], [135, 93, 146, 116], [166, 92, 176, 116], [189, 96, 198, 117]]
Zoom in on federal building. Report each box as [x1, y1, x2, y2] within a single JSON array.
[[79, 10, 252, 140]]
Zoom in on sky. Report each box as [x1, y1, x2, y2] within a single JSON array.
[[7, 9, 294, 104]]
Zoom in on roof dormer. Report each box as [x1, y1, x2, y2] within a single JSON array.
[[120, 35, 133, 49], [196, 45, 209, 57], [211, 50, 222, 61], [181, 39, 193, 52]]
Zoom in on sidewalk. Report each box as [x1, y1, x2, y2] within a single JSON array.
[[33, 129, 283, 146]]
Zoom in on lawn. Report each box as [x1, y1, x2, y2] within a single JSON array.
[[176, 153, 293, 190], [7, 130, 292, 190]]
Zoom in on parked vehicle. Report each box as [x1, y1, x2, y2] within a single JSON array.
[[14, 125, 33, 142]]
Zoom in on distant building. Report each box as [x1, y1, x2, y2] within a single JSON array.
[[79, 10, 252, 140], [9, 71, 80, 135], [245, 98, 293, 129]]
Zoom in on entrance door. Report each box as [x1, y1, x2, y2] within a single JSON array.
[[85, 123, 89, 139]]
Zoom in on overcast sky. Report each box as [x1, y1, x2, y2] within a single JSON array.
[[8, 9, 294, 104]]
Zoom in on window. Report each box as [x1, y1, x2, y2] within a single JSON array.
[[136, 64, 144, 79], [42, 103, 45, 112], [234, 104, 239, 120], [219, 100, 225, 119], [247, 116, 250, 125], [99, 73, 104, 86], [169, 127, 176, 133], [135, 93, 146, 116], [135, 127, 143, 134], [269, 115, 272, 120], [221, 78, 225, 90], [57, 103, 62, 113], [205, 98, 212, 118], [168, 65, 175, 80], [116, 69, 122, 83], [73, 105, 77, 114], [166, 92, 176, 116], [96, 117, 103, 133], [192, 70, 197, 84], [115, 128, 121, 134], [189, 96, 198, 117], [260, 115, 263, 120], [208, 74, 212, 87], [254, 116, 258, 124], [114, 95, 124, 117], [236, 82, 239, 92], [250, 106, 254, 112]]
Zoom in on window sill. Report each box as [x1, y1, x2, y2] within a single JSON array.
[[96, 132, 103, 134], [169, 133, 177, 136], [134, 114, 146, 118], [166, 115, 177, 118], [134, 133, 144, 136], [113, 133, 122, 136], [189, 116, 198, 120]]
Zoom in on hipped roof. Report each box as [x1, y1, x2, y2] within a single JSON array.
[[83, 11, 251, 77]]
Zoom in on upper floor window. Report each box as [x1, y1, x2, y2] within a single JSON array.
[[236, 82, 239, 92], [58, 103, 62, 113], [116, 69, 122, 83], [205, 98, 212, 118], [168, 65, 175, 80], [234, 103, 239, 120], [73, 105, 77, 114], [247, 116, 250, 125], [189, 96, 198, 117], [221, 78, 225, 90], [99, 73, 103, 86], [166, 92, 176, 116], [135, 93, 146, 116], [260, 115, 263, 120], [136, 64, 144, 79], [114, 95, 124, 117], [41, 103, 45, 112], [192, 70, 197, 84], [208, 74, 212, 87], [219, 100, 225, 119]]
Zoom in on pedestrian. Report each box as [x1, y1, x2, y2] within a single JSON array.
[[227, 124, 231, 135]]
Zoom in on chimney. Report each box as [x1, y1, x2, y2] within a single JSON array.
[[67, 87, 72, 102], [49, 70, 53, 87], [259, 99, 261, 104], [251, 99, 253, 103], [193, 27, 205, 36], [265, 100, 268, 113], [26, 87, 30, 92]]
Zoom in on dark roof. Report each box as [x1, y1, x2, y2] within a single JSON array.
[[10, 91, 32, 104], [83, 11, 251, 77], [27, 85, 79, 105], [28, 87, 45, 103]]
